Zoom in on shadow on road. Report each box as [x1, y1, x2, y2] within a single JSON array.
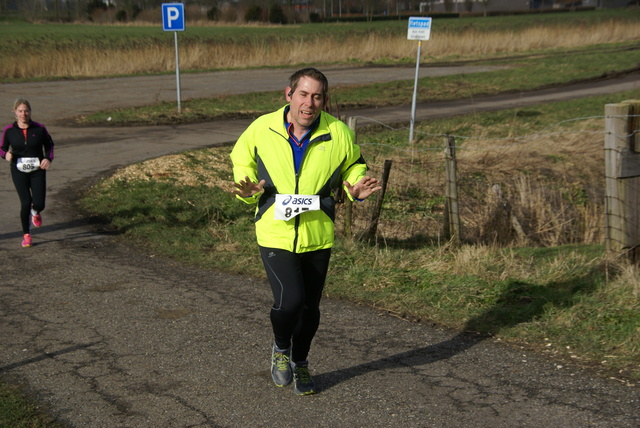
[[0, 343, 101, 373], [315, 332, 482, 391], [0, 217, 118, 246], [317, 263, 603, 392]]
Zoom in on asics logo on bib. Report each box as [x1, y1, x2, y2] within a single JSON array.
[[282, 195, 314, 206], [274, 194, 320, 220]]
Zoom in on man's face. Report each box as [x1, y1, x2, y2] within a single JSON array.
[[285, 76, 326, 131]]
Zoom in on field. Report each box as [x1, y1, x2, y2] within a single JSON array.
[[0, 9, 639, 80]]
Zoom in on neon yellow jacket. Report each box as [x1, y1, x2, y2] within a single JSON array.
[[230, 106, 367, 253]]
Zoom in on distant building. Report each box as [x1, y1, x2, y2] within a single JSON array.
[[419, 0, 629, 13], [419, 1, 528, 13]]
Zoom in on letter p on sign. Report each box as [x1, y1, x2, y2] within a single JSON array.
[[162, 3, 185, 31]]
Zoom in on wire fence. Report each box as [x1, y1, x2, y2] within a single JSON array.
[[334, 112, 640, 249]]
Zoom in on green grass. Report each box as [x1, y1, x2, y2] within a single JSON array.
[[0, 380, 60, 427], [0, 8, 637, 51], [423, 90, 631, 136], [91, 177, 258, 272]]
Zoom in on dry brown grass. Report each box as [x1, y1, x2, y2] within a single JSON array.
[[461, 119, 604, 246], [3, 20, 640, 79], [339, 118, 605, 246], [432, 20, 640, 57], [109, 149, 231, 189], [418, 243, 602, 283]]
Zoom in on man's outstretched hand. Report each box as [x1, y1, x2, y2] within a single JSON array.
[[232, 176, 266, 198], [343, 176, 382, 201]]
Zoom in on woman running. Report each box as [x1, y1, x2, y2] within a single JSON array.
[[1, 98, 55, 247]]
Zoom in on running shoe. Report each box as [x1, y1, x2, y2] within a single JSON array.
[[293, 362, 316, 395], [271, 344, 293, 387], [21, 234, 32, 248], [31, 213, 42, 228]]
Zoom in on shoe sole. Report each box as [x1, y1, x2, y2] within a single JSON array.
[[271, 370, 293, 387], [294, 387, 316, 395]]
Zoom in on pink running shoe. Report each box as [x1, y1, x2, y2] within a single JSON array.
[[32, 213, 42, 228], [22, 234, 32, 247]]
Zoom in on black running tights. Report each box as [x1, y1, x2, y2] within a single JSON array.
[[259, 246, 331, 364], [11, 166, 46, 234]]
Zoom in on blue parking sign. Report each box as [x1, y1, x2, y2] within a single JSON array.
[[162, 3, 185, 32]]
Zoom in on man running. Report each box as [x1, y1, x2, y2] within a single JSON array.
[[230, 67, 381, 395]]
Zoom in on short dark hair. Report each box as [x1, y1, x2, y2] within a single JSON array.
[[288, 68, 329, 98]]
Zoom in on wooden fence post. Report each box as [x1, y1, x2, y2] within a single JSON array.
[[604, 100, 640, 263], [444, 135, 461, 244], [364, 160, 392, 242], [491, 184, 527, 244]]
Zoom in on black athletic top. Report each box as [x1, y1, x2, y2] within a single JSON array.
[[0, 121, 55, 164]]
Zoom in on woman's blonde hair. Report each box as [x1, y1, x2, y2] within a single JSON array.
[[13, 98, 31, 111]]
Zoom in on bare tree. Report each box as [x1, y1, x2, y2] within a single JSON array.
[[480, 0, 490, 17], [464, 0, 473, 12], [443, 0, 454, 13], [68, 0, 90, 20], [20, 0, 48, 20]]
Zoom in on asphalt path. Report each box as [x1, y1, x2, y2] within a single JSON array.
[[0, 66, 639, 427]]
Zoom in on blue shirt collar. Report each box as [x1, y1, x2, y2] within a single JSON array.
[[284, 105, 320, 147]]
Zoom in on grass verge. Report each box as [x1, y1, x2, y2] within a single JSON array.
[[0, 379, 60, 427]]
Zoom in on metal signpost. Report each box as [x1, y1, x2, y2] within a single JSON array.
[[162, 3, 185, 113], [407, 17, 432, 143]]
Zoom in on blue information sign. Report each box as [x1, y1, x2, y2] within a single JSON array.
[[407, 17, 432, 41], [162, 3, 185, 32]]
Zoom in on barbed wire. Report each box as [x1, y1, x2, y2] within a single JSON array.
[[355, 114, 640, 152], [344, 111, 640, 247]]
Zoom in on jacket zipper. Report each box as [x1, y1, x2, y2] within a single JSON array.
[[293, 173, 301, 253], [292, 134, 323, 253]]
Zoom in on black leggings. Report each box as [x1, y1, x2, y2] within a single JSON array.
[[11, 165, 46, 234], [259, 246, 331, 363]]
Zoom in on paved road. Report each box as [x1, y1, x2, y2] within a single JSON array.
[[0, 67, 639, 427], [0, 65, 513, 123]]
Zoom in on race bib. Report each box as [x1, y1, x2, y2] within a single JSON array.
[[16, 157, 40, 173], [274, 194, 320, 220]]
